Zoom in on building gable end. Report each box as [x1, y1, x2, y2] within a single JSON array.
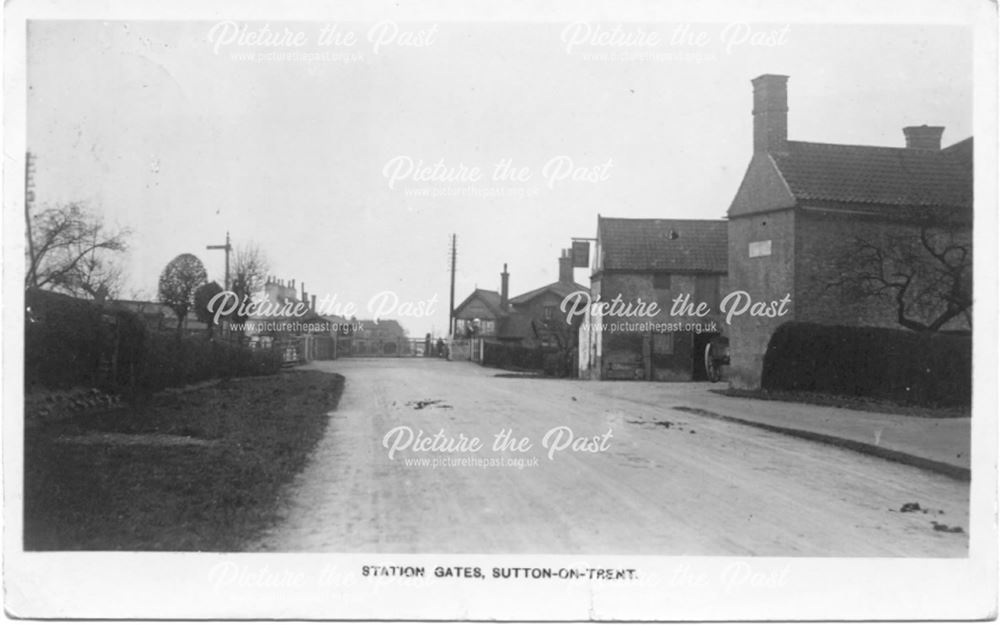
[[728, 153, 797, 218]]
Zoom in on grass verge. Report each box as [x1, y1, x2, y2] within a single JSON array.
[[23, 369, 344, 551]]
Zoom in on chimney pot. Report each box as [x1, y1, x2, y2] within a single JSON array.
[[752, 74, 789, 153], [558, 250, 574, 283], [500, 263, 510, 312], [903, 125, 944, 150]]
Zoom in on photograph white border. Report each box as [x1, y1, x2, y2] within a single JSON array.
[[2, 0, 997, 620]]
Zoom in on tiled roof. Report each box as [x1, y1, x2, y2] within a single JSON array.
[[597, 218, 728, 273], [771, 139, 972, 209], [509, 281, 588, 306], [454, 289, 506, 318]]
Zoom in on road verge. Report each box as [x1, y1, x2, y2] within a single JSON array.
[[24, 369, 345, 550]]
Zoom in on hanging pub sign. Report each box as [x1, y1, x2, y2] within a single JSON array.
[[571, 240, 590, 267]]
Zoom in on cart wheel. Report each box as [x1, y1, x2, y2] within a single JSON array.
[[705, 343, 721, 382]]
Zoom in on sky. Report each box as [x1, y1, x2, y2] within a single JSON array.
[[26, 20, 972, 337]]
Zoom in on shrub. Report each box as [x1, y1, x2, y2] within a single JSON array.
[[761, 322, 971, 407]]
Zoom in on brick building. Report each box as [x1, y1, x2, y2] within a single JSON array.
[[249, 277, 338, 361], [453, 270, 508, 339], [504, 250, 588, 348], [454, 254, 587, 347], [579, 217, 729, 381], [348, 319, 409, 355], [726, 74, 973, 388]]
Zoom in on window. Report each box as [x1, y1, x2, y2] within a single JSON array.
[[543, 306, 556, 321], [653, 273, 672, 290]]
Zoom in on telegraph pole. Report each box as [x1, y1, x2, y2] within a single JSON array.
[[448, 234, 456, 338], [25, 153, 37, 287], [206, 231, 232, 290]]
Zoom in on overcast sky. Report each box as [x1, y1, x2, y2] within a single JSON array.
[[27, 21, 971, 336]]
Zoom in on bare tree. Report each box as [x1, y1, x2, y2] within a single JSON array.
[[66, 245, 127, 302], [231, 242, 270, 298], [25, 203, 130, 300], [158, 253, 208, 336], [229, 242, 270, 332], [827, 212, 971, 333], [532, 312, 584, 377], [124, 286, 155, 305]]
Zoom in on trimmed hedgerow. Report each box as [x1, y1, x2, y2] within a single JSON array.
[[136, 333, 282, 392], [761, 322, 971, 407], [25, 289, 282, 395]]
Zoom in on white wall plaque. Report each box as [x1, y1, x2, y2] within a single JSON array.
[[749, 240, 773, 257]]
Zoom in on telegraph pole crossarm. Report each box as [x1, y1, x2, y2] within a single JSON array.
[[206, 231, 232, 290]]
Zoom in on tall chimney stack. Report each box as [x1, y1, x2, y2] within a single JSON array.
[[500, 264, 510, 312], [903, 125, 944, 150], [752, 74, 789, 153], [558, 249, 573, 283]]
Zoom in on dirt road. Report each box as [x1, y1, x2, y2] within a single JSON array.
[[253, 359, 968, 555]]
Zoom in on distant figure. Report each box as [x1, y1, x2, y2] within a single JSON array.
[[436, 338, 445, 358], [424, 333, 432, 358]]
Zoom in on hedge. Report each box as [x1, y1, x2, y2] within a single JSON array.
[[482, 340, 553, 372], [25, 289, 282, 395], [25, 289, 105, 390], [136, 333, 283, 393], [761, 322, 971, 407]]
